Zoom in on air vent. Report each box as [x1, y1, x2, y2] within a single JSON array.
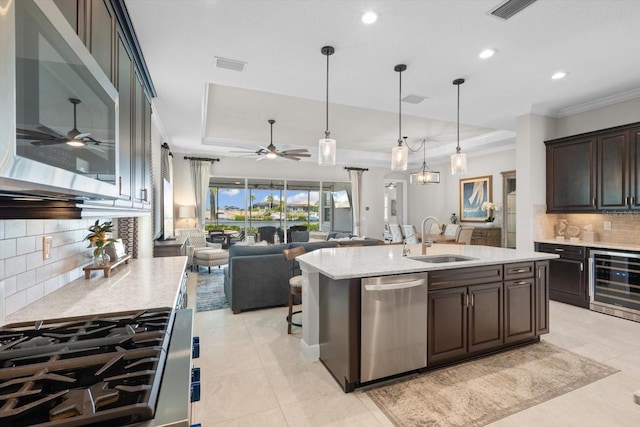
[[489, 0, 537, 20], [215, 57, 247, 72], [402, 94, 427, 104]]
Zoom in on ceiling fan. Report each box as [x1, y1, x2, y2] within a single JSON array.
[[16, 98, 112, 152], [231, 119, 310, 161]]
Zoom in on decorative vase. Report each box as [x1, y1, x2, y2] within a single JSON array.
[[450, 213, 458, 224], [94, 249, 111, 266]]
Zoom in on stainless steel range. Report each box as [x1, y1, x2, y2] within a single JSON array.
[[0, 307, 195, 426]]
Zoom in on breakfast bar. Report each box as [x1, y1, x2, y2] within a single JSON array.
[[297, 243, 559, 391]]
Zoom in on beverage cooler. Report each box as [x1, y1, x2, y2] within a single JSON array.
[[590, 250, 640, 322]]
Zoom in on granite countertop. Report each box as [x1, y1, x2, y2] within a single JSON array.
[[4, 256, 188, 325], [297, 243, 558, 280], [535, 239, 640, 252]]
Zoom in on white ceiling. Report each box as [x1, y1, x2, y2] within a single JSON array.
[[125, 0, 640, 168]]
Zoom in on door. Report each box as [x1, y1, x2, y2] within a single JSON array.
[[504, 279, 535, 343], [468, 282, 504, 352], [427, 287, 467, 364], [548, 258, 588, 308], [629, 127, 640, 210], [597, 130, 628, 210]]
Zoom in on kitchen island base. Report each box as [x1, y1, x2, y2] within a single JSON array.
[[318, 260, 550, 392]]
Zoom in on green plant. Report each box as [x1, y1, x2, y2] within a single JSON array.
[[84, 220, 117, 257]]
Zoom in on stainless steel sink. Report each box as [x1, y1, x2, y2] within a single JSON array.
[[409, 254, 478, 263]]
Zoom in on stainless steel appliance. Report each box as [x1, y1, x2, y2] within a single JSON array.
[[361, 272, 428, 383], [0, 307, 195, 426], [590, 250, 640, 322], [0, 0, 119, 200]]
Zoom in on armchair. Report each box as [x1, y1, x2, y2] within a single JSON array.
[[175, 228, 228, 272]]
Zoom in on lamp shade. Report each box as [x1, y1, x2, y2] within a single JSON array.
[[450, 152, 467, 175], [318, 138, 336, 165], [391, 144, 408, 170], [178, 206, 196, 219]]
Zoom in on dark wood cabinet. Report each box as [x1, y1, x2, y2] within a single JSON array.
[[471, 227, 501, 247], [535, 243, 588, 308], [504, 278, 535, 343], [545, 136, 597, 212], [535, 261, 549, 335], [546, 122, 640, 213]]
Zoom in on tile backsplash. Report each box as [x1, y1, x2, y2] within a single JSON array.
[[536, 209, 640, 244], [0, 219, 99, 325]]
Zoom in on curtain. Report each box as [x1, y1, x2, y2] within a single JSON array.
[[349, 169, 363, 236], [189, 160, 210, 230]]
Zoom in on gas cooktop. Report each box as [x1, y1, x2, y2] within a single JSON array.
[[0, 308, 175, 426]]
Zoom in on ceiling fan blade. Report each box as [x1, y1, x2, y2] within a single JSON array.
[[280, 148, 309, 153], [18, 129, 64, 141], [37, 125, 65, 138], [256, 155, 268, 161], [281, 151, 311, 157], [76, 132, 92, 139], [30, 139, 67, 146]]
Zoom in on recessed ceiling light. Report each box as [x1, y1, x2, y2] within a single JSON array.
[[362, 11, 377, 24], [479, 49, 496, 59], [551, 71, 567, 80]]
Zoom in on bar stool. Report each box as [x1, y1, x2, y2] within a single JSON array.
[[283, 246, 306, 334]]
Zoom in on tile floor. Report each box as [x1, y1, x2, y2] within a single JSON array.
[[186, 273, 640, 426]]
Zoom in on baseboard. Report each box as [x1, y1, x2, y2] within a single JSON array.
[[300, 339, 319, 361]]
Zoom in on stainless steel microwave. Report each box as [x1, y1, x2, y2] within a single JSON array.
[[0, 0, 119, 200]]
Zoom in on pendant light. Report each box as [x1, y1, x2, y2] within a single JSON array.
[[391, 64, 408, 170], [318, 46, 336, 165], [451, 78, 467, 175], [410, 139, 440, 184]]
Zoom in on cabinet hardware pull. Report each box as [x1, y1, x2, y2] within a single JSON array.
[[514, 280, 529, 285], [592, 198, 596, 207], [465, 294, 469, 307], [555, 248, 565, 252], [626, 196, 630, 205], [512, 269, 528, 273], [119, 176, 122, 195], [471, 294, 475, 306], [632, 196, 636, 206], [580, 262, 583, 272]]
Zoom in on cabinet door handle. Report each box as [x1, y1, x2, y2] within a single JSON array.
[[514, 280, 529, 285], [470, 294, 475, 307], [580, 262, 583, 272], [592, 198, 596, 207], [119, 176, 122, 195], [632, 196, 636, 206], [626, 196, 630, 206], [464, 294, 469, 307], [512, 269, 528, 273], [554, 248, 565, 252]]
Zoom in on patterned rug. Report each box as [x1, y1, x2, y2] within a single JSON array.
[[195, 266, 229, 312], [366, 341, 619, 427]]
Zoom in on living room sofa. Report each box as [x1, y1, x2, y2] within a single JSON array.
[[223, 240, 339, 313]]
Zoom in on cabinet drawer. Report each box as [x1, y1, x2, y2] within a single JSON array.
[[536, 243, 586, 260], [473, 229, 488, 237], [429, 265, 503, 289], [504, 262, 534, 280]]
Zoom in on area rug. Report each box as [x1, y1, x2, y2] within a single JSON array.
[[195, 267, 229, 312], [366, 341, 618, 427]]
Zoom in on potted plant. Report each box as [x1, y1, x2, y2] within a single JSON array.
[[481, 202, 501, 225], [84, 220, 117, 265]]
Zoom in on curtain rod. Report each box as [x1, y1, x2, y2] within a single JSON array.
[[184, 156, 220, 162], [344, 167, 368, 172]]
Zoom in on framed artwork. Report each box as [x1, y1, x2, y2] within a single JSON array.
[[459, 175, 493, 222]]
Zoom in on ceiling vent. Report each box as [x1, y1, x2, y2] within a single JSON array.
[[489, 0, 537, 20], [215, 57, 247, 72], [402, 94, 427, 104]]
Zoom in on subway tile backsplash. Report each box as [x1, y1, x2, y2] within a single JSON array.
[[0, 219, 98, 325]]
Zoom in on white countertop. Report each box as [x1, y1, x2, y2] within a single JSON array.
[[297, 243, 558, 280], [535, 239, 640, 252], [4, 256, 187, 325]]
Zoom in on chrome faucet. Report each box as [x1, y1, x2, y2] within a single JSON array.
[[421, 216, 440, 255]]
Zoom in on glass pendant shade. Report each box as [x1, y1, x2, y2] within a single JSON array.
[[318, 137, 336, 165], [410, 169, 440, 184], [391, 143, 408, 170], [450, 151, 467, 174]]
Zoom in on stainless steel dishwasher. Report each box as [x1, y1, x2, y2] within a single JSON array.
[[361, 272, 428, 383]]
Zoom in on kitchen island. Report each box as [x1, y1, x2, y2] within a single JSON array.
[[297, 243, 559, 391], [4, 256, 188, 324]]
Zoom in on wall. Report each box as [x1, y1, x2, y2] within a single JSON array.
[[0, 219, 99, 325], [406, 149, 516, 232], [172, 154, 391, 239]]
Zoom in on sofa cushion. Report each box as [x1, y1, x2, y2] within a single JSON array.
[[228, 242, 288, 258], [308, 231, 329, 242], [289, 241, 339, 252]]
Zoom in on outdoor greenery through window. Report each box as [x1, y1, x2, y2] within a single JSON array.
[[204, 178, 352, 241]]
